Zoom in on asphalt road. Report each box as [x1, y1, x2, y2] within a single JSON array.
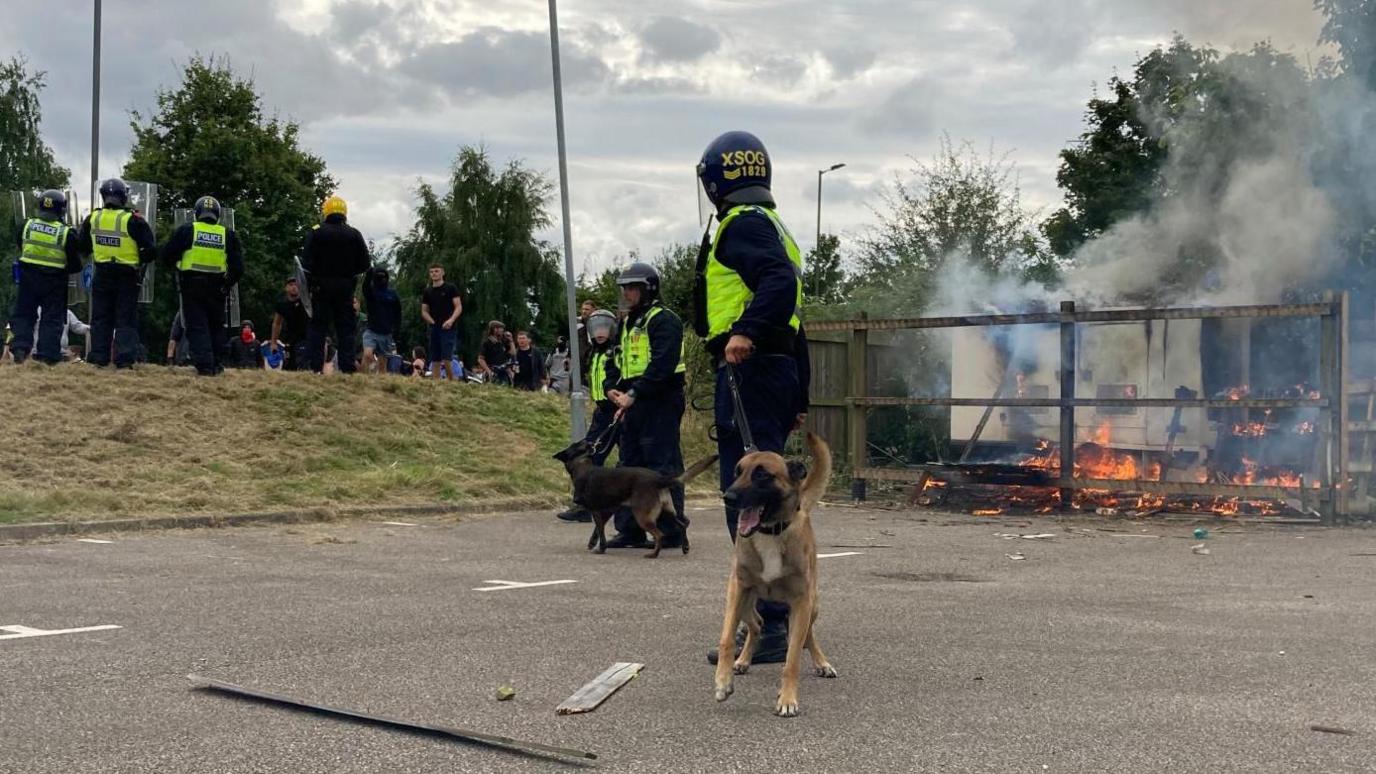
[[2, 506, 1374, 773]]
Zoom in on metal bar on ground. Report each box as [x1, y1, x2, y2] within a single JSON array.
[[958, 367, 1011, 463], [848, 397, 1329, 409], [857, 466, 1332, 500], [1058, 301, 1076, 511], [804, 302, 1338, 332], [188, 675, 597, 761], [555, 662, 644, 716]]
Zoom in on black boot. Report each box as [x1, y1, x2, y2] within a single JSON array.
[[603, 532, 652, 549], [706, 620, 789, 665], [556, 507, 592, 523]]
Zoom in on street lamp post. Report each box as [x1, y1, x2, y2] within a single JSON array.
[[546, 0, 586, 442], [90, 0, 102, 210], [815, 162, 845, 294]]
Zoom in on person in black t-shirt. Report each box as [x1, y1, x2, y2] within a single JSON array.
[[420, 264, 462, 381], [512, 330, 546, 391], [478, 320, 515, 385], [271, 276, 310, 371]]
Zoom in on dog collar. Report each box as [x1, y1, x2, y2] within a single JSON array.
[[754, 521, 787, 536]]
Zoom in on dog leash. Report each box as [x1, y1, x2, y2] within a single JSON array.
[[725, 363, 758, 454], [587, 415, 623, 457]]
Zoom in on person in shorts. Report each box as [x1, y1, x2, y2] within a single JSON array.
[[420, 264, 462, 382], [360, 266, 401, 373]]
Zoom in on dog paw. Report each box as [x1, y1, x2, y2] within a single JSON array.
[[733, 661, 751, 675], [815, 664, 838, 678], [714, 683, 734, 702], [775, 700, 800, 717]]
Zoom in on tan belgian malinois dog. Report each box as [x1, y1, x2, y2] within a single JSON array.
[[713, 432, 836, 717]]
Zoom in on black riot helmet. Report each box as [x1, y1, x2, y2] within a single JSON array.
[[99, 178, 130, 208], [616, 262, 660, 307], [36, 189, 68, 220], [194, 195, 222, 224]]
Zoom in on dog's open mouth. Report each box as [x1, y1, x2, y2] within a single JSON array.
[[737, 506, 765, 538]]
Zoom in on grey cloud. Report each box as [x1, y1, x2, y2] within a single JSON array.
[[751, 55, 809, 86], [824, 47, 877, 80], [401, 28, 610, 98], [638, 16, 721, 63], [862, 76, 944, 137], [615, 76, 704, 96]]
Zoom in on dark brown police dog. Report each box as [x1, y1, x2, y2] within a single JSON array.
[[553, 440, 717, 558], [713, 432, 835, 717]]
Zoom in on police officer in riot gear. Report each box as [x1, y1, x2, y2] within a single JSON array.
[[695, 131, 812, 665], [557, 308, 622, 523], [79, 177, 158, 368], [9, 189, 82, 364], [160, 196, 244, 375], [605, 263, 690, 548], [302, 195, 369, 374]]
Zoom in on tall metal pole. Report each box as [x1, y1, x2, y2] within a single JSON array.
[[815, 170, 823, 256], [547, 0, 586, 441], [90, 0, 102, 210]]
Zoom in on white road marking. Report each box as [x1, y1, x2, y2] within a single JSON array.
[[0, 624, 122, 641], [816, 551, 863, 559], [473, 579, 578, 592], [379, 521, 418, 527], [76, 538, 113, 544]]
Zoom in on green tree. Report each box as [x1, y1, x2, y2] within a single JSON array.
[[1, 56, 71, 318], [1316, 0, 1376, 88], [392, 146, 566, 359], [123, 56, 334, 354], [803, 233, 845, 306], [578, 266, 620, 312], [850, 135, 1042, 316], [1045, 38, 1313, 262]]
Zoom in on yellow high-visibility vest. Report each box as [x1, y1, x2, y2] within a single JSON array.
[[19, 218, 69, 269], [705, 204, 803, 339]]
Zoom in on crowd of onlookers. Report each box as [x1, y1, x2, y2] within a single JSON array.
[[3, 267, 580, 394]]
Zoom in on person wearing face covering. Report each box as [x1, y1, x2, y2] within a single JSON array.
[[226, 320, 263, 368], [360, 265, 402, 374]]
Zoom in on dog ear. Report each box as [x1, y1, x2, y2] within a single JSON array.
[[787, 460, 808, 482]]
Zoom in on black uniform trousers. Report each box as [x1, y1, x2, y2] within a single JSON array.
[[10, 264, 68, 364], [613, 388, 687, 540], [179, 272, 227, 376], [716, 354, 801, 630], [307, 277, 358, 373], [88, 263, 141, 368]]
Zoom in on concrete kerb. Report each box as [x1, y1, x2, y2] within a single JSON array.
[[0, 497, 565, 543], [0, 496, 730, 543]]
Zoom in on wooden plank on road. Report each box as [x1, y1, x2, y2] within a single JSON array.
[[555, 662, 644, 715]]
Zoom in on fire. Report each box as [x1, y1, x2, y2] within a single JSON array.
[[1294, 421, 1315, 434], [1223, 386, 1250, 401], [1232, 422, 1268, 437], [1091, 421, 1112, 445]]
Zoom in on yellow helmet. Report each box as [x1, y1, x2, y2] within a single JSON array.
[[322, 195, 347, 219]]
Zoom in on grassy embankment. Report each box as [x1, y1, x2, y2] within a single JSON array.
[[0, 366, 717, 524]]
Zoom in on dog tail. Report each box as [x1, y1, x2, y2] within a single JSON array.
[[676, 454, 719, 486], [800, 433, 832, 512]]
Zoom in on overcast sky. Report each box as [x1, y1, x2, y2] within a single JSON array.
[[0, 0, 1327, 275]]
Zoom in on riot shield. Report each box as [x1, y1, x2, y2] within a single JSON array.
[[294, 256, 313, 318], [126, 181, 159, 305]]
